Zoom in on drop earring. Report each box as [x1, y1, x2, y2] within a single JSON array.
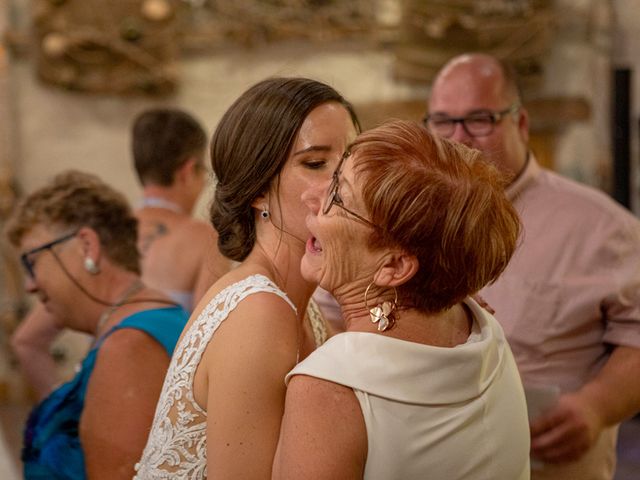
[[364, 282, 398, 332], [84, 257, 100, 275], [261, 205, 270, 221]]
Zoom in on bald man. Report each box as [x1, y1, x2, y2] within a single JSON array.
[[427, 53, 640, 480]]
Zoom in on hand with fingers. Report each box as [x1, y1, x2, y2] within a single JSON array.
[[530, 391, 603, 463]]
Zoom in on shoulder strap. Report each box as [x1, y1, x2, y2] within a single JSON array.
[[107, 307, 190, 356], [238, 274, 297, 314]]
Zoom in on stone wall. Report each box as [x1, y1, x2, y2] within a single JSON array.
[[9, 40, 426, 217]]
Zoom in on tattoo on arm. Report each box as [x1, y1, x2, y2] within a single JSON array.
[[139, 223, 168, 255]]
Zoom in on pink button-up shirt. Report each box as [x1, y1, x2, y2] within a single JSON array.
[[481, 155, 640, 479]]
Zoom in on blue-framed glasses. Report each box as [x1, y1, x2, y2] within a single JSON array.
[[20, 231, 77, 279], [323, 151, 379, 230], [423, 104, 520, 138]]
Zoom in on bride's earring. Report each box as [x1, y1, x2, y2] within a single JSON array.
[[261, 205, 270, 221]]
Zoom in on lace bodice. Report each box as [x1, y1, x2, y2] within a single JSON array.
[[134, 275, 295, 479]]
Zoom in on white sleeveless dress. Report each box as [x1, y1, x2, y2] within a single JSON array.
[[134, 274, 296, 479], [287, 298, 530, 480]]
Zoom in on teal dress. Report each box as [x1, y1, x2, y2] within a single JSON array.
[[22, 307, 189, 479]]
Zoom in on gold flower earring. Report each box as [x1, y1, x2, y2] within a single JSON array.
[[364, 282, 398, 332]]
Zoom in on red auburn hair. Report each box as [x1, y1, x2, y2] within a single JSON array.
[[350, 120, 520, 313]]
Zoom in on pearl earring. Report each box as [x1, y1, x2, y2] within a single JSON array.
[[84, 257, 100, 275]]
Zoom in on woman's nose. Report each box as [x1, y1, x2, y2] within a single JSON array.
[[24, 275, 38, 294]]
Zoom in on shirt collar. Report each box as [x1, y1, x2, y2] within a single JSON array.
[[506, 152, 541, 201]]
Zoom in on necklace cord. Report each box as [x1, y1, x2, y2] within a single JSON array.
[[49, 250, 180, 308], [140, 196, 184, 214]]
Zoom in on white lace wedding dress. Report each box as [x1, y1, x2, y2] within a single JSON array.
[[134, 274, 296, 479]]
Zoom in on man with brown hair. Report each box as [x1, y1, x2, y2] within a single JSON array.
[[131, 107, 230, 310], [426, 53, 640, 479]]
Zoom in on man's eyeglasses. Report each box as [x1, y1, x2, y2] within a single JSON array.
[[423, 104, 520, 138], [323, 152, 379, 229], [20, 231, 77, 279]]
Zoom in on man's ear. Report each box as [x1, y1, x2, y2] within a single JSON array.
[[373, 250, 418, 288], [175, 157, 198, 185], [518, 107, 530, 144]]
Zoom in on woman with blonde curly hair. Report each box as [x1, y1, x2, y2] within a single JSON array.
[[7, 170, 189, 479]]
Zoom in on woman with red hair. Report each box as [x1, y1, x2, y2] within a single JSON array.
[[273, 120, 530, 480]]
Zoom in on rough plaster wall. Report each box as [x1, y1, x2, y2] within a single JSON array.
[[4, 0, 640, 389], [11, 41, 426, 219], [542, 0, 611, 187], [7, 41, 427, 387], [545, 0, 640, 208], [10, 1, 639, 210]]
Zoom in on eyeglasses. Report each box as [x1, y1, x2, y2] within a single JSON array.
[[20, 231, 77, 279], [423, 104, 520, 138], [323, 152, 379, 229]]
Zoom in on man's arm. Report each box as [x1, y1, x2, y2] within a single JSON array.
[[531, 345, 640, 462], [531, 212, 640, 463]]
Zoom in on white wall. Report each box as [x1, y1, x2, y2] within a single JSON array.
[[9, 0, 639, 210], [10, 41, 425, 219]]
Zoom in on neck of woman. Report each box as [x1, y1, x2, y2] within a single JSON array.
[[243, 236, 316, 318], [342, 301, 473, 347], [88, 270, 146, 336]]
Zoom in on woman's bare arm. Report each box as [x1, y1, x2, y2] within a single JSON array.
[[80, 329, 169, 479], [203, 293, 299, 479], [272, 375, 367, 480]]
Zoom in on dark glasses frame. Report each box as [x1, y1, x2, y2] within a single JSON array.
[[423, 104, 520, 138], [322, 151, 379, 230], [20, 231, 78, 279]]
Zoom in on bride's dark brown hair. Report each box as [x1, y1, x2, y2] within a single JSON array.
[[210, 77, 360, 261]]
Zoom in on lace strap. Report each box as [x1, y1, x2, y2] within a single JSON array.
[[238, 274, 296, 313], [305, 298, 328, 346]]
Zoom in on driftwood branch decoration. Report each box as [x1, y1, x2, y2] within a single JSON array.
[[178, 0, 377, 50], [394, 0, 556, 97], [33, 0, 179, 95]]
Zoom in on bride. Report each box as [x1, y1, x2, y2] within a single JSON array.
[[134, 76, 360, 479]]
